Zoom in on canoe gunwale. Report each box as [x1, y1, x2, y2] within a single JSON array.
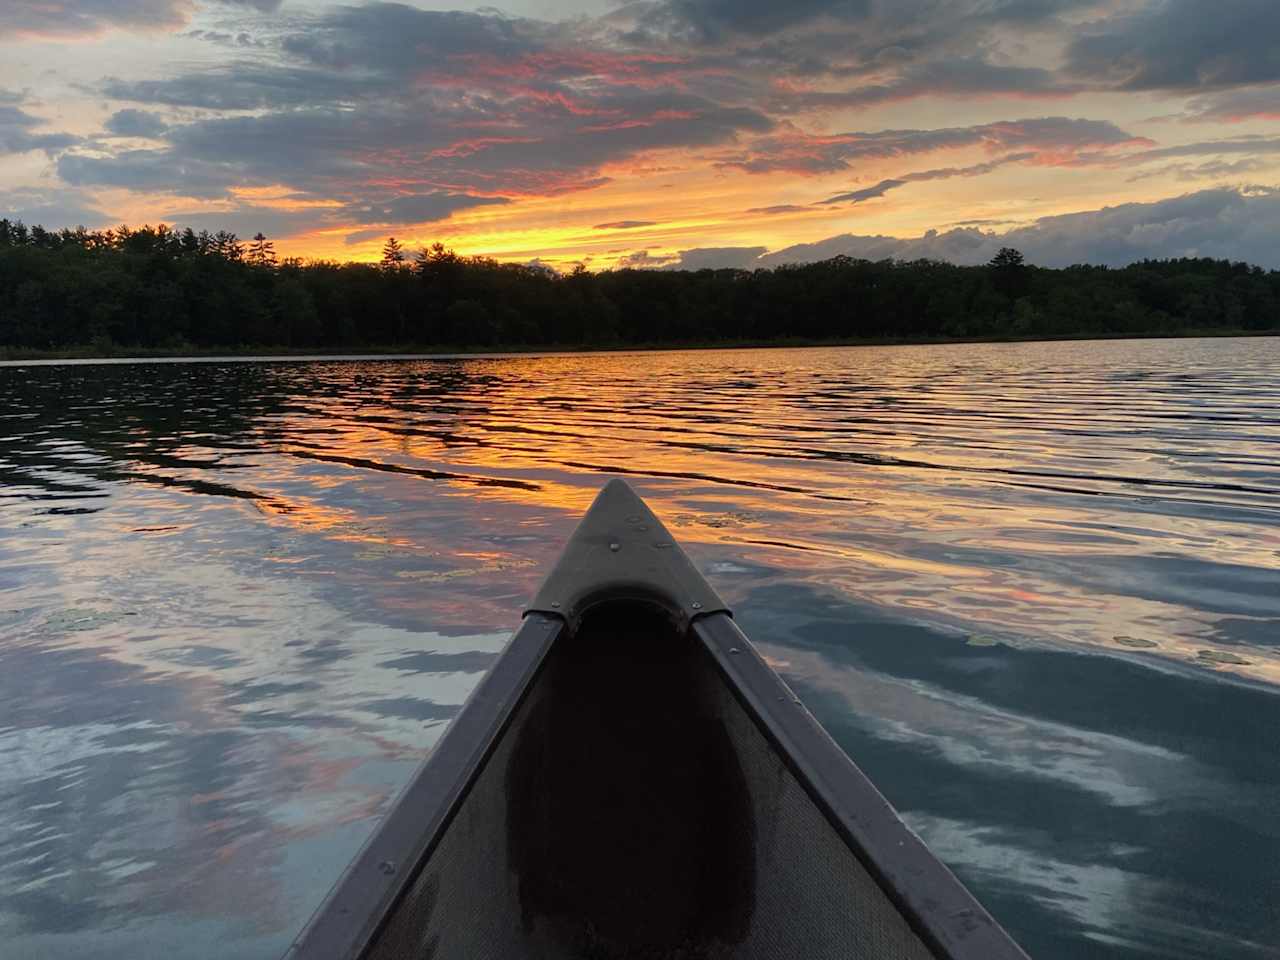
[[284, 479, 1030, 960], [694, 612, 1029, 960], [284, 613, 564, 960]]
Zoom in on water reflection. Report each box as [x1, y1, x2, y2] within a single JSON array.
[[1, 339, 1278, 959]]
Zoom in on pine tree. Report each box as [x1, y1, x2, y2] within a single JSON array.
[[213, 231, 243, 261], [989, 247, 1025, 270], [248, 232, 277, 268], [381, 236, 405, 270], [990, 247, 1028, 298]]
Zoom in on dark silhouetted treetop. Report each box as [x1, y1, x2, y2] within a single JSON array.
[[214, 231, 244, 261], [989, 247, 1026, 269], [381, 236, 405, 270], [990, 247, 1030, 297], [248, 232, 277, 268]]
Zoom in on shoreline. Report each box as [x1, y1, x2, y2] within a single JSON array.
[[2, 328, 1276, 364]]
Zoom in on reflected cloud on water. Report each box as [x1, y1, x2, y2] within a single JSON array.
[[1, 340, 1279, 958]]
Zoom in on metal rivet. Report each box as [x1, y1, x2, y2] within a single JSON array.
[[609, 542, 620, 552], [551, 601, 561, 608], [728, 647, 740, 655], [379, 860, 396, 875], [691, 601, 703, 610]]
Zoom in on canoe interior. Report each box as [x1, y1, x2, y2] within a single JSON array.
[[364, 601, 937, 960]]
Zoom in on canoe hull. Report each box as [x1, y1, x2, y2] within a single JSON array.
[[287, 482, 1028, 960]]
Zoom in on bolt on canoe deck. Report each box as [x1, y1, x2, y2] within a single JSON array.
[[287, 480, 1029, 960]]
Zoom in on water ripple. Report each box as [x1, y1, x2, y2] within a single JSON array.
[[1, 339, 1279, 959]]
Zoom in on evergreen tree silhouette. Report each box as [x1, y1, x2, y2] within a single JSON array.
[[248, 232, 277, 268], [381, 236, 405, 270], [989, 247, 1025, 270]]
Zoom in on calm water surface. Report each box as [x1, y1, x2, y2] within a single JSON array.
[[1, 340, 1278, 959]]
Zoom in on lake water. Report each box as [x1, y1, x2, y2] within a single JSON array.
[[1, 339, 1278, 959]]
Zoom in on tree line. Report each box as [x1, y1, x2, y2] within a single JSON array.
[[1, 220, 1277, 354]]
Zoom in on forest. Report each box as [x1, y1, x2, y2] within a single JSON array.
[[1, 220, 1277, 356]]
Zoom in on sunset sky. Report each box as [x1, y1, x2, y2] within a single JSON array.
[[2, 0, 1279, 270]]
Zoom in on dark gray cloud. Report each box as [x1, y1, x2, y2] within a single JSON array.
[[75, 0, 1132, 223], [721, 117, 1143, 175], [281, 4, 542, 74], [0, 0, 189, 39], [745, 204, 815, 214], [29, 0, 1280, 251], [66, 2, 772, 226], [610, 0, 1104, 116], [1130, 158, 1272, 183], [0, 0, 280, 39], [627, 0, 1092, 47], [630, 0, 870, 44], [671, 245, 768, 269], [617, 249, 680, 267], [778, 57, 1069, 113], [183, 29, 269, 48], [821, 179, 904, 204], [948, 217, 1022, 227], [125, 193, 503, 242], [750, 226, 1001, 267], [59, 149, 238, 199], [981, 185, 1280, 267], [594, 220, 658, 229], [615, 0, 1270, 113], [1079, 134, 1280, 169], [1066, 0, 1280, 91], [345, 193, 510, 225], [0, 104, 78, 155], [165, 206, 335, 241], [0, 188, 113, 229], [65, 90, 769, 201], [101, 64, 384, 111], [103, 109, 169, 139], [819, 153, 1033, 204], [1182, 85, 1280, 123], [220, 0, 282, 10], [739, 186, 1280, 269], [343, 228, 391, 246], [56, 0, 1267, 134]]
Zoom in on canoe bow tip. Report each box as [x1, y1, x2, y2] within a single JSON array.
[[599, 475, 637, 495], [525, 477, 730, 634]]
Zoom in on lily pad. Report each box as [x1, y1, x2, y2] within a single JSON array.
[[1196, 649, 1251, 666], [1113, 635, 1159, 649]]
